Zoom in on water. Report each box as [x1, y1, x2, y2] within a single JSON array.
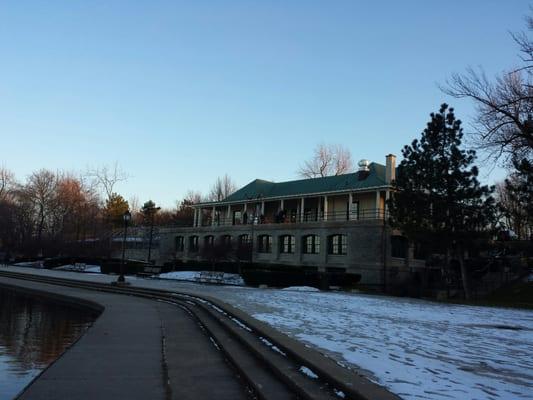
[[0, 288, 97, 399]]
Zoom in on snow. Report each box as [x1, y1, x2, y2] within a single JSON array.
[[214, 289, 533, 400], [157, 271, 245, 286], [281, 286, 321, 292], [55, 264, 101, 273], [299, 365, 319, 379], [2, 265, 532, 400]]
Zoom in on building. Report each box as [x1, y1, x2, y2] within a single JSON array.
[[147, 154, 419, 286]]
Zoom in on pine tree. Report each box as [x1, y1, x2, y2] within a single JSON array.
[[140, 200, 159, 225], [389, 104, 496, 299], [104, 193, 129, 227]]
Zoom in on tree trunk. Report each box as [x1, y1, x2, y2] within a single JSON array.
[[457, 247, 471, 300]]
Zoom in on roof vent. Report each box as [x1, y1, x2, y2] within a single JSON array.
[[358, 159, 370, 172]]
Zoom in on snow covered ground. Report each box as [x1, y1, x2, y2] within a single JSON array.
[[1, 265, 532, 399], [157, 271, 244, 285], [210, 288, 533, 400]]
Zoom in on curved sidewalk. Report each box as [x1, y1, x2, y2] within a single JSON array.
[[0, 276, 248, 400]]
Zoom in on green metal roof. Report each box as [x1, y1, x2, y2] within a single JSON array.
[[202, 163, 388, 205]]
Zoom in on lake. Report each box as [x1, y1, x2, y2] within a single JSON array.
[[0, 287, 96, 399]]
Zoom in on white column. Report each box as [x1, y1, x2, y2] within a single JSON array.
[[261, 201, 265, 215], [226, 205, 231, 225], [385, 190, 390, 218], [323, 196, 328, 221], [280, 199, 284, 210], [375, 191, 381, 219], [348, 192, 353, 220], [212, 206, 216, 226], [198, 208, 202, 226], [300, 198, 305, 222]]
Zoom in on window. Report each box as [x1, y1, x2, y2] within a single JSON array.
[[204, 235, 214, 248], [349, 199, 359, 220], [175, 236, 184, 252], [220, 235, 232, 249], [302, 235, 320, 254], [258, 235, 272, 253], [279, 235, 295, 254], [238, 234, 251, 247], [328, 234, 347, 255], [189, 236, 199, 252], [233, 211, 242, 225]]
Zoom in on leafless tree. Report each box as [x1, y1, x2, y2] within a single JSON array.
[[495, 181, 531, 239], [87, 162, 128, 201], [442, 12, 533, 165], [208, 174, 237, 201], [298, 143, 354, 178], [0, 167, 15, 201], [22, 169, 58, 243], [183, 190, 203, 205]]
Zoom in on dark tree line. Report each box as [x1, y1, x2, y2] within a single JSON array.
[[0, 165, 239, 259]]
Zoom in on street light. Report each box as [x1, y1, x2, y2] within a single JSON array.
[[147, 205, 161, 264], [118, 210, 131, 283]]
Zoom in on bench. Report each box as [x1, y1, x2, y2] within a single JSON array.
[[196, 271, 225, 284], [137, 266, 162, 277]]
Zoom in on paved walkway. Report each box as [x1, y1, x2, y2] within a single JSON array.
[[0, 276, 248, 400]]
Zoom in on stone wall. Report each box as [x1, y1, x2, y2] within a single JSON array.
[[141, 220, 411, 285]]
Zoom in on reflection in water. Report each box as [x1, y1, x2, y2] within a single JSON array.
[[0, 287, 96, 399]]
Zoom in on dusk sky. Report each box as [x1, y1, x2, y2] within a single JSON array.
[[0, 1, 529, 208]]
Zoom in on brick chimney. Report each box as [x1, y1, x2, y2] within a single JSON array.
[[385, 154, 396, 184]]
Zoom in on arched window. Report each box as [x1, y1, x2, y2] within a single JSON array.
[[189, 236, 199, 252], [302, 235, 320, 254], [279, 235, 295, 254], [220, 235, 232, 249], [257, 235, 272, 253], [175, 236, 184, 252], [328, 234, 347, 255], [204, 235, 214, 248], [238, 234, 251, 247]]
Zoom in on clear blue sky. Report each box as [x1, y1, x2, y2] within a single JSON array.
[[0, 1, 528, 208]]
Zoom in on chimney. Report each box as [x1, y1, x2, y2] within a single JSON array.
[[385, 154, 396, 184]]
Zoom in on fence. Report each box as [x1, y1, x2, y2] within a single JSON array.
[[199, 208, 388, 227]]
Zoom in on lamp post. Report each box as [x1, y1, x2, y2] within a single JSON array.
[[118, 210, 131, 283], [147, 205, 161, 264]]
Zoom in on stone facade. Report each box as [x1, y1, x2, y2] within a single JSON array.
[[118, 154, 424, 285]]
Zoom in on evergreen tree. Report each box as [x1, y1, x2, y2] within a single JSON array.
[[104, 193, 129, 227], [140, 200, 160, 225], [389, 104, 496, 299]]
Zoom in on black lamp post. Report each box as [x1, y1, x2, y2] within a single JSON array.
[[118, 210, 131, 283], [147, 205, 161, 264]]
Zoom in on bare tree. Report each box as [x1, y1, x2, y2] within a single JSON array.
[[208, 174, 237, 201], [298, 143, 353, 178], [88, 162, 128, 201], [22, 169, 58, 243], [0, 167, 15, 201], [442, 13, 533, 164], [183, 190, 203, 205]]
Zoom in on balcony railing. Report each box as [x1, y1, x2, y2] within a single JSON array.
[[197, 208, 388, 227]]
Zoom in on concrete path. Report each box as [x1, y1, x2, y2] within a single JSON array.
[[0, 277, 248, 400]]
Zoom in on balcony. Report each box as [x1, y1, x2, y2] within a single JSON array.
[[197, 208, 388, 228]]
